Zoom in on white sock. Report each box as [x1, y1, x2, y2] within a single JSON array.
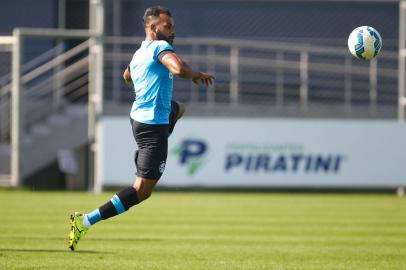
[[82, 214, 91, 228]]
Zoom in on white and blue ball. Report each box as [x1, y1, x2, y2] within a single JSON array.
[[347, 26, 382, 60]]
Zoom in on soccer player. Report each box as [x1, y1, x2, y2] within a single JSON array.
[[68, 6, 214, 251]]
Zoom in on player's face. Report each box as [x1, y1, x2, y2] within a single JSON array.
[[155, 13, 176, 45]]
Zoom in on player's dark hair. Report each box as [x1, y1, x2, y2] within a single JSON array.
[[143, 6, 171, 28]]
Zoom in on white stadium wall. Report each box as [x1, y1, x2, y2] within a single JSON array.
[[100, 117, 406, 188]]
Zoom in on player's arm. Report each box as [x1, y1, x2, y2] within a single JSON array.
[[159, 51, 214, 86], [123, 65, 132, 84]]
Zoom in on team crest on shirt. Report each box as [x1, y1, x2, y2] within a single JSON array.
[[159, 161, 166, 173], [169, 72, 173, 79]]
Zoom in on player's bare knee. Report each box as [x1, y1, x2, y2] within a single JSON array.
[[142, 191, 152, 201], [140, 188, 154, 201], [133, 177, 156, 202], [132, 186, 149, 202]]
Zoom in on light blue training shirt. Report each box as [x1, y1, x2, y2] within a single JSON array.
[[129, 40, 174, 124]]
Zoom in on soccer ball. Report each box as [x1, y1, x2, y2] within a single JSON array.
[[347, 26, 382, 60]]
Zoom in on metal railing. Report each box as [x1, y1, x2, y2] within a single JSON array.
[[0, 30, 93, 187], [0, 40, 89, 143], [102, 36, 398, 118]]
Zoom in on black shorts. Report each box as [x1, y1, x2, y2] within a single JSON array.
[[130, 101, 180, 180]]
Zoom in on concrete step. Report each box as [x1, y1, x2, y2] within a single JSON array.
[[0, 143, 10, 155], [31, 124, 51, 137], [0, 175, 11, 187], [0, 143, 10, 174], [66, 104, 87, 117], [21, 105, 88, 178], [0, 105, 89, 181], [48, 114, 70, 127]]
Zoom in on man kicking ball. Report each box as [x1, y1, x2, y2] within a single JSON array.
[[68, 6, 214, 251]]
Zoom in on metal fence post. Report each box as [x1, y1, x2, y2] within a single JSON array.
[[0, 37, 13, 145], [369, 58, 378, 114], [399, 1, 406, 122], [300, 50, 309, 111], [206, 46, 216, 105], [89, 0, 104, 193], [53, 0, 66, 112], [112, 0, 122, 104], [190, 44, 200, 103], [344, 55, 352, 113], [230, 47, 239, 106], [11, 29, 22, 187], [276, 51, 284, 109]]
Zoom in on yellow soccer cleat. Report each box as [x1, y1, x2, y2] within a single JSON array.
[[68, 212, 89, 251]]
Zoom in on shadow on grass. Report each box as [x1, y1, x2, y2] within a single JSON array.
[[0, 236, 165, 242], [0, 248, 112, 254], [86, 237, 165, 242]]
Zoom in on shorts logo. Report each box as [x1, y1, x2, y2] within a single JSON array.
[[171, 139, 208, 176], [159, 161, 166, 173]]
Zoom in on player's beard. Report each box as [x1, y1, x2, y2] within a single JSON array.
[[156, 31, 175, 45]]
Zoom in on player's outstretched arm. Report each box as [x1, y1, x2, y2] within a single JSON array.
[[159, 52, 215, 86]]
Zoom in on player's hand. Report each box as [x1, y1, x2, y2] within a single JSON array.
[[192, 72, 215, 87]]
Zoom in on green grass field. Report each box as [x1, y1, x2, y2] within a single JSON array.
[[0, 190, 405, 270]]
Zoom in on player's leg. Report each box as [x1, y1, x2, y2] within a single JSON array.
[[68, 184, 141, 250], [83, 120, 166, 222], [168, 100, 186, 137], [80, 174, 158, 228], [80, 120, 167, 223], [69, 177, 157, 251], [68, 120, 166, 251]]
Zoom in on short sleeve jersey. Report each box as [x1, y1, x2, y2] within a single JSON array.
[[129, 40, 174, 124]]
